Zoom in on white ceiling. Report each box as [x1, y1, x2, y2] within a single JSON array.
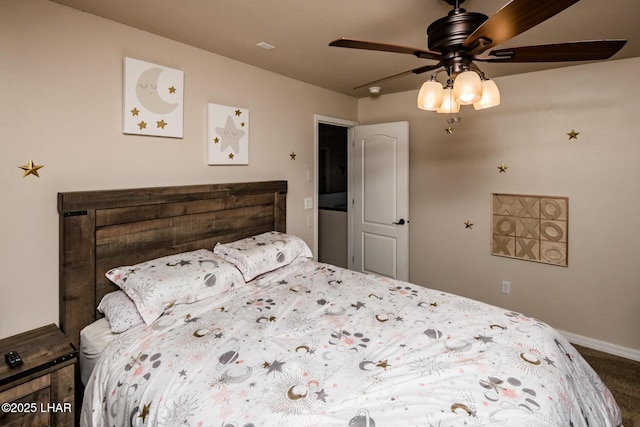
[[51, 0, 639, 98]]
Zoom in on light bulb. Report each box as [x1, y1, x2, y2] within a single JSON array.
[[473, 79, 500, 110], [417, 80, 444, 111], [453, 71, 482, 105], [437, 87, 460, 114]]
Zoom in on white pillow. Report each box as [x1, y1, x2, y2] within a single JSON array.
[[213, 231, 313, 281], [98, 290, 144, 333], [105, 249, 245, 325]]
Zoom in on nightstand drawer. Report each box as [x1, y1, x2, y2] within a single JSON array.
[[0, 374, 51, 427]]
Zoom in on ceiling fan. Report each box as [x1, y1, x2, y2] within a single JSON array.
[[329, 0, 626, 110]]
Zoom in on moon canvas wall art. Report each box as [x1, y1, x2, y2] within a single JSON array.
[[123, 57, 184, 138], [207, 103, 249, 165]]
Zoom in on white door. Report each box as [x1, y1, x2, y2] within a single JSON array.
[[349, 121, 409, 281]]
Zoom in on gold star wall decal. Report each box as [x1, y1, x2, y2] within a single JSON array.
[[130, 107, 140, 116], [445, 126, 453, 135], [498, 164, 508, 173], [464, 220, 474, 229], [567, 130, 580, 140], [290, 151, 297, 160], [228, 153, 235, 159], [235, 109, 242, 116], [214, 137, 219, 144], [19, 159, 44, 177], [138, 121, 147, 130], [156, 119, 167, 129], [168, 86, 176, 94]]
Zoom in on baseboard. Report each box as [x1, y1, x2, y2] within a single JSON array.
[[561, 330, 640, 362]]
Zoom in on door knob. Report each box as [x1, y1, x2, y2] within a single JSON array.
[[393, 218, 406, 225]]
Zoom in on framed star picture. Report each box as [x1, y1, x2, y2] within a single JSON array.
[[207, 103, 249, 165], [123, 57, 184, 138]]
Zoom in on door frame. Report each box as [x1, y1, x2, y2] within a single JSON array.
[[313, 115, 358, 259]]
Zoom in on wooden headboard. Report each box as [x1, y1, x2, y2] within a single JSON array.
[[58, 181, 287, 347]]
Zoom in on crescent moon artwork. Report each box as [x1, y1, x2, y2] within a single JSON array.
[[123, 57, 184, 138], [207, 103, 250, 165]]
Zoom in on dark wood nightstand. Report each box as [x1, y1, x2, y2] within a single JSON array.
[[0, 324, 78, 427]]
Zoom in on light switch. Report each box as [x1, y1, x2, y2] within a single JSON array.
[[304, 197, 313, 210]]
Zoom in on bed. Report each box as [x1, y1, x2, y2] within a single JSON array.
[[58, 181, 622, 426]]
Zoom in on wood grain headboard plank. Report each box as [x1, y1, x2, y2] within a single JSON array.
[[59, 181, 287, 348], [59, 211, 97, 351], [93, 208, 276, 277], [95, 206, 275, 251], [58, 181, 286, 212], [95, 193, 276, 227]]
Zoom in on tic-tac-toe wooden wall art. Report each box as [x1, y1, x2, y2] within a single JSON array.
[[492, 193, 568, 266]]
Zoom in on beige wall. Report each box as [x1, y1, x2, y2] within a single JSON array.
[[358, 57, 640, 352], [0, 0, 357, 338], [2, 1, 638, 355]]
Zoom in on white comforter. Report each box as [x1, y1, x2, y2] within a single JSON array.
[[82, 259, 621, 426]]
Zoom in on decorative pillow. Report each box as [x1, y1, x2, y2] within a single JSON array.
[[213, 231, 313, 281], [97, 290, 144, 333], [105, 249, 245, 325]]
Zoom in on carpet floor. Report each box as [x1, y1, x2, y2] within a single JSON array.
[[575, 345, 640, 427]]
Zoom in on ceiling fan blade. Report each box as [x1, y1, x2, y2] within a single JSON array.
[[480, 40, 627, 62], [330, 38, 441, 61], [353, 63, 443, 90], [463, 0, 580, 53]]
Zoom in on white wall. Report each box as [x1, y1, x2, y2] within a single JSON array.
[[0, 0, 357, 339], [358, 57, 640, 353]]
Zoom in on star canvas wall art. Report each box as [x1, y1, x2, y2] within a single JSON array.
[[207, 103, 249, 165], [123, 57, 184, 138]]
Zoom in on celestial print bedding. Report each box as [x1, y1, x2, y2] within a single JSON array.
[[81, 258, 621, 427]]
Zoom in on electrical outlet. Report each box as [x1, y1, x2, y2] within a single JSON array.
[[501, 280, 511, 294]]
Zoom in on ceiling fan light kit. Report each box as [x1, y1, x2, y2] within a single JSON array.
[[330, 0, 626, 112], [418, 70, 495, 112]]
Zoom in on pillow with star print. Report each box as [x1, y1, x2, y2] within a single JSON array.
[[97, 290, 144, 333], [213, 231, 313, 281], [105, 249, 245, 325]]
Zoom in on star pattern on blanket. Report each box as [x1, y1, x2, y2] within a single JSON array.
[[87, 248, 619, 426], [265, 359, 286, 375]]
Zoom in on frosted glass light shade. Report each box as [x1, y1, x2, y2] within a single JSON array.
[[436, 87, 460, 114], [453, 71, 482, 105], [473, 79, 501, 110], [417, 80, 444, 111]]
